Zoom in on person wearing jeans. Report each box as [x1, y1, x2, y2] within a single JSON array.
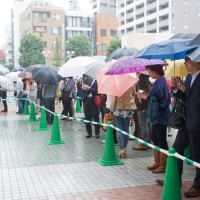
[[113, 86, 136, 158]]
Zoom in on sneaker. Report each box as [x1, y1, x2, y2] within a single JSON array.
[[101, 139, 105, 143]]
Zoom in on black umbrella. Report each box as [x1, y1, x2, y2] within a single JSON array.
[[24, 64, 43, 72], [105, 46, 139, 62], [32, 65, 62, 85]]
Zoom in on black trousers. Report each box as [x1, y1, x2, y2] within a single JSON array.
[[1, 91, 7, 111], [151, 124, 168, 150], [62, 97, 72, 117], [83, 97, 100, 136], [44, 98, 55, 123]]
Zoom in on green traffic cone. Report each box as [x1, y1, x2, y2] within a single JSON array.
[[162, 148, 182, 200], [23, 99, 29, 115], [97, 122, 124, 166], [29, 103, 37, 122], [37, 107, 49, 131], [75, 97, 82, 113], [48, 114, 65, 145]]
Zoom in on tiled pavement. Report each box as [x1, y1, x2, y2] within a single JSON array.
[[0, 100, 197, 200]]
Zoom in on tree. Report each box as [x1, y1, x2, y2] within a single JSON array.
[[19, 33, 45, 67], [106, 37, 121, 56], [65, 35, 92, 58], [53, 38, 62, 67]]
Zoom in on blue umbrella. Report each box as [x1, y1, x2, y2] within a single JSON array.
[[136, 38, 198, 60]]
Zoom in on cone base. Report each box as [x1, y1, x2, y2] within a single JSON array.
[[37, 127, 49, 131], [23, 113, 29, 115], [97, 158, 124, 166], [48, 140, 65, 145]]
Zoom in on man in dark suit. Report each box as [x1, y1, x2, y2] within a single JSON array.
[[171, 57, 200, 198]]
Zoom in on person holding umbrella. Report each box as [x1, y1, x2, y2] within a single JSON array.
[[0, 86, 8, 112]]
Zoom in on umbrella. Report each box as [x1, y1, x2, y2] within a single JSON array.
[[187, 46, 200, 62], [23, 64, 43, 72], [58, 56, 97, 77], [105, 47, 139, 62], [170, 33, 197, 40], [5, 72, 20, 82], [0, 76, 14, 90], [84, 61, 105, 78], [165, 60, 188, 77], [11, 67, 24, 72], [136, 38, 198, 60], [106, 57, 167, 75], [32, 65, 62, 85], [93, 55, 106, 61], [96, 60, 138, 97], [18, 72, 32, 79], [0, 65, 9, 75]]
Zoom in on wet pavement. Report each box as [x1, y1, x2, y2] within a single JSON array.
[[0, 99, 197, 199]]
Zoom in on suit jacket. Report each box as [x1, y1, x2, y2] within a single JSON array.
[[174, 73, 200, 131]]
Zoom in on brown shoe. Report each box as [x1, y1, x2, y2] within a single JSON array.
[[184, 186, 200, 198], [133, 144, 148, 151]]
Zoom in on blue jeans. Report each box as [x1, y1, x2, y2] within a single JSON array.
[[17, 91, 24, 113], [114, 116, 130, 150], [137, 110, 151, 143]]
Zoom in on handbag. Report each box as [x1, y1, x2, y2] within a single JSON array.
[[55, 85, 61, 98], [170, 98, 185, 129], [147, 96, 159, 125], [94, 94, 106, 107]]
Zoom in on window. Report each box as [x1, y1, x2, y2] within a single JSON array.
[[51, 42, 56, 49], [52, 14, 61, 20], [68, 17, 81, 27], [34, 26, 47, 33], [184, 24, 189, 29], [127, 27, 134, 32], [111, 29, 117, 36], [159, 14, 168, 21], [51, 27, 61, 35], [159, 2, 169, 10], [159, 26, 169, 32], [34, 12, 49, 22], [101, 29, 107, 37], [101, 44, 107, 52]]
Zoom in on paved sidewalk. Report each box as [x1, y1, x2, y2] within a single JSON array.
[[0, 101, 196, 199]]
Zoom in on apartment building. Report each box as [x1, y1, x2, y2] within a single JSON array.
[[90, 0, 118, 55], [19, 1, 65, 65], [117, 0, 200, 36]]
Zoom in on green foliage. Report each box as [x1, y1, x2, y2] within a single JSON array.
[[65, 35, 92, 58], [53, 38, 62, 67], [106, 37, 121, 56], [19, 33, 45, 67]]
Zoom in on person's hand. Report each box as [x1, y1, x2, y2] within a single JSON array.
[[82, 83, 90, 90], [137, 91, 148, 100]]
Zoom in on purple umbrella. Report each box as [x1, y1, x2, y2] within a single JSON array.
[[106, 56, 167, 75]]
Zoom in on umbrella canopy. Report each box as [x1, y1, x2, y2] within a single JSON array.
[[93, 55, 106, 61], [0, 76, 14, 90], [58, 56, 97, 77], [5, 72, 20, 82], [32, 65, 62, 85], [187, 46, 200, 62], [136, 38, 198, 60], [165, 60, 188, 77], [84, 61, 105, 79], [24, 64, 43, 72], [96, 60, 138, 97], [105, 47, 139, 62], [11, 67, 24, 72], [0, 65, 9, 75], [170, 33, 197, 40], [106, 57, 167, 75], [17, 72, 32, 79]]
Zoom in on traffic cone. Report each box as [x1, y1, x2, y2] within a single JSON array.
[[48, 114, 65, 144], [37, 106, 49, 131], [97, 122, 124, 166], [162, 148, 181, 200], [23, 99, 29, 115], [75, 97, 82, 113], [29, 103, 37, 122]]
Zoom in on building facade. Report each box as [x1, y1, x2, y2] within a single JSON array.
[[19, 1, 65, 65], [90, 0, 118, 55], [117, 0, 200, 37]]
